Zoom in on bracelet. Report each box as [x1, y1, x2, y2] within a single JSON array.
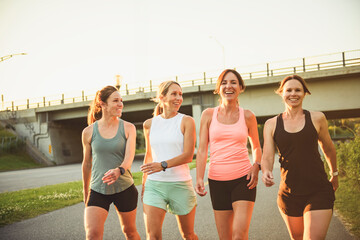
[[330, 171, 339, 177]]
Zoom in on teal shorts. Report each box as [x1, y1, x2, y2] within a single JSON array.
[[143, 179, 197, 215]]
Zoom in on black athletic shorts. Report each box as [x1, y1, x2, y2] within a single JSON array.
[[86, 184, 138, 212], [208, 175, 256, 210], [277, 184, 335, 217]]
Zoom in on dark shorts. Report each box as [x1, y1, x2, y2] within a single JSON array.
[[86, 184, 138, 212], [208, 175, 256, 211], [277, 184, 335, 217]]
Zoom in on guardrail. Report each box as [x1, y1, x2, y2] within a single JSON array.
[[1, 49, 359, 112]]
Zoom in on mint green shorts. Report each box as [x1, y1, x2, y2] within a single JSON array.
[[143, 179, 197, 215]]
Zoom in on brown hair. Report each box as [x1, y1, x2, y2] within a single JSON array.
[[87, 85, 118, 125], [214, 69, 245, 95], [276, 74, 311, 95], [152, 81, 181, 116]]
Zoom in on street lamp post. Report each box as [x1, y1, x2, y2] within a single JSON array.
[[0, 53, 27, 62], [210, 36, 225, 69], [115, 75, 122, 90]]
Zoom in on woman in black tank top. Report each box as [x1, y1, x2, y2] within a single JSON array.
[[261, 75, 338, 240]]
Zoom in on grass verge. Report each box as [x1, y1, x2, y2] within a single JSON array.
[[334, 177, 360, 238], [0, 160, 195, 227], [0, 181, 83, 227], [0, 152, 43, 172]]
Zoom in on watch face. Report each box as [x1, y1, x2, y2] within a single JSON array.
[[119, 167, 125, 175], [161, 161, 168, 169]]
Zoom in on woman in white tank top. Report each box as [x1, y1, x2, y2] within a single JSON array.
[[140, 81, 198, 240]]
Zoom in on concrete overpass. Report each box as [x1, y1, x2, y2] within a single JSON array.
[[1, 58, 360, 165]]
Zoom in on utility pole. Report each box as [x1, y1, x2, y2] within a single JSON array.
[[0, 53, 27, 62]]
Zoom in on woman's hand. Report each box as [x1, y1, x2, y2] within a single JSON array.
[[102, 168, 120, 185], [247, 164, 260, 189], [262, 170, 275, 187], [330, 175, 339, 191], [195, 178, 207, 196], [140, 162, 163, 175]]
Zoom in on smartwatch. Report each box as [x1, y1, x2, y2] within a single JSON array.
[[117, 166, 125, 175], [254, 162, 261, 170], [161, 161, 168, 171]]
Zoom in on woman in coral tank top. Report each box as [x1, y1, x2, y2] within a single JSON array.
[[195, 69, 262, 240]]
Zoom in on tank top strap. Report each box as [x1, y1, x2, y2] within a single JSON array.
[[303, 109, 317, 134], [238, 107, 244, 125], [212, 106, 219, 122], [91, 121, 99, 142], [117, 118, 126, 139], [276, 113, 284, 130], [303, 109, 310, 122]]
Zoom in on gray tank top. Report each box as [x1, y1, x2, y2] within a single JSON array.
[[90, 119, 134, 194]]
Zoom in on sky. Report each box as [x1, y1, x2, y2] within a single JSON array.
[[1, 0, 360, 104]]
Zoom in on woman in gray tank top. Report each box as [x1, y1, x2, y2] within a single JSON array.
[[82, 85, 140, 240]]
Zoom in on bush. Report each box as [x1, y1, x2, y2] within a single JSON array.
[[0, 137, 25, 154], [335, 127, 360, 185]]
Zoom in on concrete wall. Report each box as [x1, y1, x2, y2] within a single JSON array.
[[49, 120, 84, 165]]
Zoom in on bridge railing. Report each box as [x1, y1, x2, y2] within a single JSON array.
[[1, 49, 359, 112]]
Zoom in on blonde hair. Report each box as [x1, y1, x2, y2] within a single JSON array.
[[87, 85, 118, 125], [152, 81, 181, 116]]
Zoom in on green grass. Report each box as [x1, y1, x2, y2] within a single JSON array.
[[0, 170, 143, 226], [0, 181, 83, 227], [334, 177, 360, 238], [0, 159, 196, 226], [0, 152, 43, 171], [0, 128, 15, 138]]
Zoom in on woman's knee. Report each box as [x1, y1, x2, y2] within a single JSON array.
[[146, 232, 162, 240], [122, 224, 139, 238], [232, 229, 248, 240], [85, 228, 103, 240]]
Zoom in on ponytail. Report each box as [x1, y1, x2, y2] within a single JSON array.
[[153, 103, 163, 116], [87, 86, 118, 125]]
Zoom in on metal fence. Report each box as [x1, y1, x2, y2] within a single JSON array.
[[0, 136, 23, 150], [1, 49, 359, 112]]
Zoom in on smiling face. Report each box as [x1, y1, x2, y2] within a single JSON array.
[[219, 72, 242, 102], [101, 91, 123, 118], [281, 79, 305, 108], [161, 83, 183, 111]]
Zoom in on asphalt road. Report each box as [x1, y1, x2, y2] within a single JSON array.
[[0, 160, 356, 239]]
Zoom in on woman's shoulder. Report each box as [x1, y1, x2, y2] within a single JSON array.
[[202, 107, 215, 118], [143, 118, 153, 130], [82, 124, 94, 142], [264, 116, 277, 128], [181, 114, 195, 125], [122, 119, 136, 131], [308, 110, 327, 125], [83, 124, 94, 134], [308, 110, 325, 119], [243, 109, 255, 119]]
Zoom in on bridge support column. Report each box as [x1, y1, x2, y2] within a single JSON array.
[[192, 104, 202, 149]]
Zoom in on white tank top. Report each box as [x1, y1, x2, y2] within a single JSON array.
[[148, 113, 192, 182]]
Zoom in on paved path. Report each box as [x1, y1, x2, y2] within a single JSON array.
[[0, 160, 356, 239]]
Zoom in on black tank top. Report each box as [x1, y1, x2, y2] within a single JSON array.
[[274, 110, 330, 195]]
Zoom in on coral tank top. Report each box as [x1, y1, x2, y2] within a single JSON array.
[[208, 106, 252, 181]]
